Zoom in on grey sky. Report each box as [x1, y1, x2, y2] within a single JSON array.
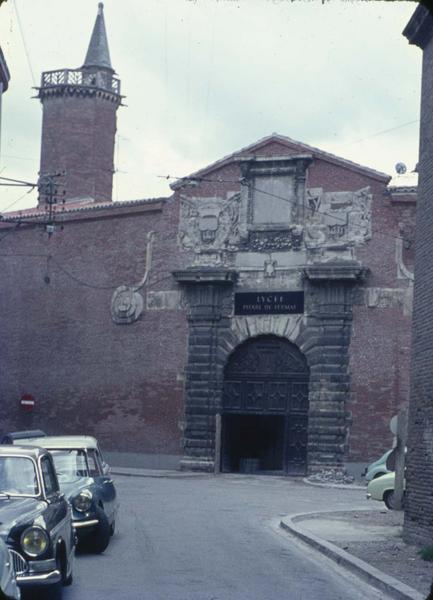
[[0, 0, 421, 210]]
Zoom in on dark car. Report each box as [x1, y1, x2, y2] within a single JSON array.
[[0, 445, 75, 600], [19, 436, 118, 554], [0, 538, 20, 600]]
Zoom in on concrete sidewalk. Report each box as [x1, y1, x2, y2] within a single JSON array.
[[280, 509, 430, 600], [111, 466, 210, 478]]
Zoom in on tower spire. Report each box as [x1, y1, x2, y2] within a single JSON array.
[[83, 3, 113, 71]]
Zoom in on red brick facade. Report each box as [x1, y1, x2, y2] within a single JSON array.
[[403, 5, 433, 545], [39, 93, 119, 204], [0, 134, 416, 472]]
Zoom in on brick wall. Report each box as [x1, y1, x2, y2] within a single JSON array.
[[0, 137, 416, 467], [403, 7, 433, 545], [0, 197, 188, 456], [39, 94, 118, 203]]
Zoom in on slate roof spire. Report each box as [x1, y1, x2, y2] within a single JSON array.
[[83, 3, 113, 71]]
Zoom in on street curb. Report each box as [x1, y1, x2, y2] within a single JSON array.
[[280, 511, 425, 600], [302, 477, 366, 491], [111, 467, 210, 479]]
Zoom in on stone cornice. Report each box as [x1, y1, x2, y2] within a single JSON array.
[[303, 262, 368, 282], [36, 85, 122, 105], [172, 268, 238, 285]]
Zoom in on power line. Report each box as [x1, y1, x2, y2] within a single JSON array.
[[0, 187, 36, 213], [340, 119, 420, 148], [160, 174, 409, 245], [0, 222, 22, 243], [2, 154, 37, 162], [49, 257, 120, 290], [12, 0, 37, 88], [0, 171, 411, 248], [0, 176, 37, 186]]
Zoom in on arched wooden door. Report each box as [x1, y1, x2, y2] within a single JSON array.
[[221, 335, 309, 474]]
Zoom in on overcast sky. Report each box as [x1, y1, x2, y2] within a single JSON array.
[[0, 0, 421, 211]]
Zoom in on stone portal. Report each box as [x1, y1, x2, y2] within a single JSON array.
[[221, 336, 309, 475]]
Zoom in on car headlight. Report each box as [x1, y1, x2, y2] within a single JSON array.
[[21, 526, 49, 558], [73, 489, 93, 512]]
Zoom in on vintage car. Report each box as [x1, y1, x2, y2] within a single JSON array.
[[0, 538, 20, 600], [1, 431, 46, 446], [363, 449, 392, 482], [366, 471, 406, 509], [0, 445, 75, 600], [19, 436, 118, 554]]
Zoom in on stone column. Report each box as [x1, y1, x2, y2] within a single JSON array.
[[173, 268, 238, 472], [302, 263, 368, 471]]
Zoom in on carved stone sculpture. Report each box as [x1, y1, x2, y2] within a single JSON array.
[[179, 194, 241, 265], [305, 187, 372, 251], [111, 231, 155, 324], [111, 286, 144, 325]]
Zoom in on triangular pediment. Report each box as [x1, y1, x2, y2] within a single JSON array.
[[170, 133, 390, 190]]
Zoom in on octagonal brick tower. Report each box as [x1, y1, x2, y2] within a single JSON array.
[[37, 3, 122, 206]]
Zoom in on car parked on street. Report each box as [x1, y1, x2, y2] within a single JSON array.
[[0, 445, 75, 600], [363, 449, 392, 482], [18, 436, 118, 554], [366, 471, 406, 509], [0, 431, 46, 446], [0, 538, 20, 600]]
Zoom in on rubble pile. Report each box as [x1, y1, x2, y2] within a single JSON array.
[[307, 468, 355, 485]]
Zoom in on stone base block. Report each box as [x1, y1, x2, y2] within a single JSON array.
[[180, 457, 215, 473]]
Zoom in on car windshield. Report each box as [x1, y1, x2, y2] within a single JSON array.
[[0, 456, 39, 496], [50, 450, 89, 483]]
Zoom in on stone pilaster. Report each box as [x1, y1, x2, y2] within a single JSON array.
[[302, 262, 368, 471], [173, 268, 237, 472]]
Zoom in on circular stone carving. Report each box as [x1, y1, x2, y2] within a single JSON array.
[[111, 286, 144, 325]]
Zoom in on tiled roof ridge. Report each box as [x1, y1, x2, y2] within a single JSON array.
[[170, 133, 391, 190], [2, 196, 169, 221]]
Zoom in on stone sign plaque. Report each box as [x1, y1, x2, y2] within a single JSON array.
[[234, 292, 304, 316]]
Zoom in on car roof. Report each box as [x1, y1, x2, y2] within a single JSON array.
[[18, 435, 99, 451], [0, 444, 48, 459]]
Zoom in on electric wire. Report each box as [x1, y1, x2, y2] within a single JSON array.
[[159, 174, 413, 245], [12, 0, 37, 88], [0, 186, 36, 214], [0, 174, 413, 263], [0, 222, 22, 242], [0, 176, 37, 186], [340, 119, 420, 148], [0, 171, 415, 287], [49, 257, 120, 290]]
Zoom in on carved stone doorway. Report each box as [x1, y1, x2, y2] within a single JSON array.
[[221, 335, 309, 475]]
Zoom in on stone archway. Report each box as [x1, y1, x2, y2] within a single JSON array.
[[174, 264, 365, 473], [221, 335, 309, 475]]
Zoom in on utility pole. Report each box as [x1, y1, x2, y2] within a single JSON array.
[[37, 172, 66, 235], [394, 408, 408, 511]]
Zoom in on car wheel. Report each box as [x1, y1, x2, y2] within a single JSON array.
[[87, 508, 111, 554], [384, 490, 404, 510]]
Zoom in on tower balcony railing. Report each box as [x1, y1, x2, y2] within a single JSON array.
[[40, 68, 121, 95]]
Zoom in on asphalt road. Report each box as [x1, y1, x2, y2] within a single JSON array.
[[62, 473, 389, 600]]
